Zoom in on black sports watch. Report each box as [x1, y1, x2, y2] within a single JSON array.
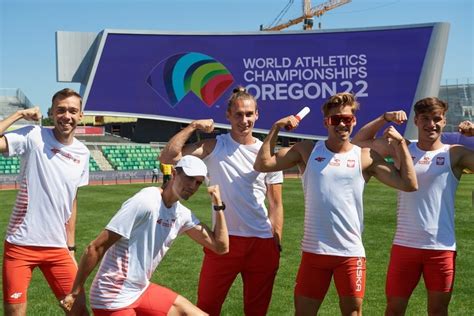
[[68, 245, 77, 252], [213, 202, 226, 211]]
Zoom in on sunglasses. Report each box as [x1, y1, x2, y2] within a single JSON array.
[[326, 114, 355, 126]]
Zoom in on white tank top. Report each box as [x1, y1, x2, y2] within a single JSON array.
[[204, 133, 283, 238], [301, 141, 366, 257], [393, 144, 459, 250]]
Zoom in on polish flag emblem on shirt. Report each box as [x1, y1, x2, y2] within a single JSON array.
[[347, 160, 355, 168]]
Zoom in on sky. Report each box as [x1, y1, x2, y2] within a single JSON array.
[[0, 0, 473, 115]]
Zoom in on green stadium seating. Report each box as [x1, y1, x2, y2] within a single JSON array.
[[0, 156, 20, 174], [102, 145, 160, 171]]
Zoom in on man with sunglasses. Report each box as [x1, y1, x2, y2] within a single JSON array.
[[254, 92, 418, 315], [351, 97, 473, 316]]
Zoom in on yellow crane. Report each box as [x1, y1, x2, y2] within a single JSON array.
[[261, 0, 351, 31]]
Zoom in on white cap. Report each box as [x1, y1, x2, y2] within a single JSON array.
[[175, 155, 208, 177]]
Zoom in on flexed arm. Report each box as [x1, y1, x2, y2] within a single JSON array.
[[363, 126, 418, 192], [352, 110, 408, 158], [254, 115, 303, 172], [159, 119, 216, 164], [186, 185, 229, 255], [0, 107, 42, 153]]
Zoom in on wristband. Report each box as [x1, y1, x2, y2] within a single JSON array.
[[213, 202, 226, 211], [67, 245, 77, 252]]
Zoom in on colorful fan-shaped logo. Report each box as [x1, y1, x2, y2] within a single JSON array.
[[147, 52, 234, 108]]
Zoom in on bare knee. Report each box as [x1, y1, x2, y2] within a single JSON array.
[[385, 296, 409, 316], [168, 295, 208, 316], [427, 291, 451, 316], [294, 295, 323, 316], [4, 302, 27, 316], [339, 296, 363, 316]]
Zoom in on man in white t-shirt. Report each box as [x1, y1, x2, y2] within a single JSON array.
[[60, 155, 229, 315], [254, 92, 418, 315], [160, 87, 283, 316], [351, 97, 474, 315], [0, 88, 89, 315]]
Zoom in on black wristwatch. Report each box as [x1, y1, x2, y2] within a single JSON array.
[[67, 245, 77, 252], [213, 202, 226, 211]]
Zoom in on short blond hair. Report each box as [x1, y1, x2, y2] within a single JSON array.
[[321, 92, 359, 117]]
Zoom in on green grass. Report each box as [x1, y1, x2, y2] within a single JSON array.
[[0, 176, 473, 315]]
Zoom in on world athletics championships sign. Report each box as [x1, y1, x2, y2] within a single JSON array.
[[61, 23, 449, 140]]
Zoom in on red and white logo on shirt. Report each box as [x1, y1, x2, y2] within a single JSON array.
[[157, 218, 176, 228], [329, 158, 341, 166], [418, 156, 431, 165]]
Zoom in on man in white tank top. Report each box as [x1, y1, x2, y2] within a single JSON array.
[[254, 92, 418, 315], [352, 97, 473, 316], [59, 155, 229, 315], [160, 87, 283, 316], [0, 88, 89, 316]]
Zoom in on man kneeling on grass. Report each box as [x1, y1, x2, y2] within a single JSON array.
[[60, 155, 228, 315]]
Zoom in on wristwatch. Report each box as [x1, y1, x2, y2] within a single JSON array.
[[213, 202, 226, 211], [67, 245, 77, 252]]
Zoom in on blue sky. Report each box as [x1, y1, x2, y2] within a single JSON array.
[[0, 0, 472, 114]]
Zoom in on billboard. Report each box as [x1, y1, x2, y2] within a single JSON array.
[[75, 23, 449, 139]]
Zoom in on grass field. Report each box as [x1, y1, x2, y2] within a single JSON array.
[[0, 176, 473, 315]]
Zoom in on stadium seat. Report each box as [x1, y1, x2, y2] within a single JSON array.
[[100, 145, 160, 171]]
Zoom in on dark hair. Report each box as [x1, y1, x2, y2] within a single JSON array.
[[321, 92, 359, 117], [51, 88, 83, 110], [413, 97, 448, 115], [227, 86, 257, 112]]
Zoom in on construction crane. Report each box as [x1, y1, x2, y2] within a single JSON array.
[[260, 0, 351, 31]]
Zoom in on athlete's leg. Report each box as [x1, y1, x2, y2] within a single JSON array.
[[197, 237, 243, 316], [339, 297, 363, 316], [294, 252, 333, 315], [294, 295, 324, 316], [241, 237, 280, 316], [3, 242, 37, 316], [385, 245, 423, 316], [40, 248, 89, 315], [334, 257, 366, 316], [168, 295, 208, 316], [426, 291, 451, 316], [423, 250, 456, 316]]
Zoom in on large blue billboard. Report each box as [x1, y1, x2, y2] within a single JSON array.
[[82, 24, 448, 139]]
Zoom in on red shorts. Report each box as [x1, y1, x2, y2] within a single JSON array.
[[92, 283, 178, 316], [2, 241, 77, 304], [295, 252, 366, 300], [197, 236, 280, 316], [386, 244, 456, 297]]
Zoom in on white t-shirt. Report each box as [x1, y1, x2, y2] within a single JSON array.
[[204, 133, 283, 238], [301, 141, 366, 257], [393, 144, 459, 250], [4, 126, 89, 247], [90, 187, 200, 310]]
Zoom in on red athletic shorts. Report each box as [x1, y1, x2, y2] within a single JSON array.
[[197, 236, 280, 316], [92, 283, 178, 316], [3, 241, 77, 304], [295, 252, 366, 300], [386, 244, 456, 297]]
